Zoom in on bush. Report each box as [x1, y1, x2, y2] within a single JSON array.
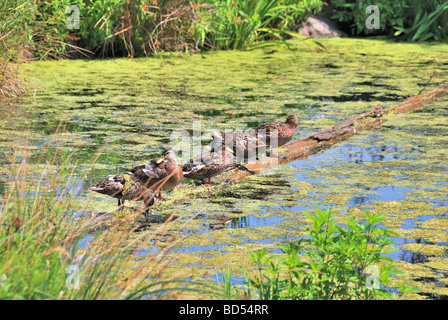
[[71, 0, 199, 57], [195, 0, 323, 50], [1, 0, 324, 61], [0, 0, 73, 98], [236, 207, 418, 300], [67, 0, 324, 55], [327, 0, 448, 41]]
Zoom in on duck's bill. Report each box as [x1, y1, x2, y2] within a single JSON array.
[[89, 187, 104, 191], [225, 146, 234, 153], [156, 155, 166, 164]]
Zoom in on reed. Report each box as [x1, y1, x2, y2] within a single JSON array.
[[0, 125, 228, 299], [195, 0, 323, 50]]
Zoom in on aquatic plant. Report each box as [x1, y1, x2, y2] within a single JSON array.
[[60, 0, 323, 56], [227, 207, 419, 300]]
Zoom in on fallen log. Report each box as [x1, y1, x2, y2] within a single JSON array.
[[81, 84, 447, 228], [226, 84, 448, 182]]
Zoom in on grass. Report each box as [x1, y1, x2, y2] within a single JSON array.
[[0, 0, 74, 99], [0, 125, 233, 299], [195, 0, 323, 50], [0, 125, 419, 300]]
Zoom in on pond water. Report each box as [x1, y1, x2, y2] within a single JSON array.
[[1, 38, 447, 299]]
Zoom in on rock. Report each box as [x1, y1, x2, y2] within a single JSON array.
[[300, 15, 346, 38]]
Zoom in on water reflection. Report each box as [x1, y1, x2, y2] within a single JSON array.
[[348, 186, 412, 206]]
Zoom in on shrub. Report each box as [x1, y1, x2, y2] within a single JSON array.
[[1, 0, 325, 61], [71, 0, 199, 57], [195, 0, 323, 50], [0, 0, 74, 98], [327, 0, 448, 41], [236, 207, 418, 300]]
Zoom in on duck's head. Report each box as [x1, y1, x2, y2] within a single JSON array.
[[211, 130, 223, 141], [160, 149, 177, 163], [285, 114, 299, 127], [210, 131, 233, 153], [210, 130, 223, 149]]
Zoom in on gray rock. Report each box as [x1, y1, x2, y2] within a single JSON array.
[[300, 15, 346, 38]]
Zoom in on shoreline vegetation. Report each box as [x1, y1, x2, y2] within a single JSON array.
[[1, 0, 447, 300], [2, 0, 447, 98]]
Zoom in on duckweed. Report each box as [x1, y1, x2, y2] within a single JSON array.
[[1, 38, 447, 299]]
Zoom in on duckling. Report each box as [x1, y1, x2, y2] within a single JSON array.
[[129, 149, 183, 200], [182, 130, 234, 185], [254, 114, 299, 147], [90, 173, 154, 216]]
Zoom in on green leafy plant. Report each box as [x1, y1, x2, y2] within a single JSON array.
[[328, 0, 448, 41], [236, 207, 418, 300], [70, 0, 200, 57], [0, 0, 81, 98], [194, 0, 323, 50], [393, 0, 448, 41]]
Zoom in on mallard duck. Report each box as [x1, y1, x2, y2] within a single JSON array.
[[254, 114, 299, 147], [182, 131, 234, 185], [128, 149, 183, 199], [90, 173, 154, 215], [219, 129, 268, 163]]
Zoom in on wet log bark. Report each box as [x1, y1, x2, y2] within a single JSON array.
[[226, 84, 448, 182]]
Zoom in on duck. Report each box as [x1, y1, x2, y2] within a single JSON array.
[[219, 129, 268, 164], [254, 114, 299, 147], [89, 173, 154, 216], [182, 130, 234, 185], [128, 149, 183, 199]]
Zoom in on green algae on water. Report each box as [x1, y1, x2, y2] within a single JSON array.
[[2, 38, 448, 299]]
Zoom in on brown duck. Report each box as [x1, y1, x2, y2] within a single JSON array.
[[89, 173, 154, 216], [129, 149, 183, 199], [219, 129, 267, 163], [254, 114, 299, 147], [182, 131, 234, 184]]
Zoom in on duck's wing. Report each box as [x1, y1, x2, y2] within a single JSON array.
[[89, 174, 125, 197], [130, 160, 166, 181], [254, 123, 282, 135], [221, 130, 254, 151], [183, 149, 227, 173], [182, 153, 208, 174]]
